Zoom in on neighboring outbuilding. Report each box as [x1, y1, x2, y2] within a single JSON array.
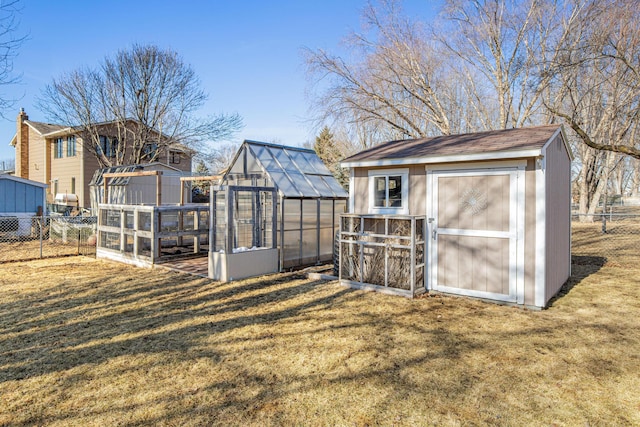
[[89, 162, 189, 212], [340, 124, 572, 308], [0, 174, 47, 237]]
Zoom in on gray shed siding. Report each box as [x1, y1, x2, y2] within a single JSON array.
[[0, 177, 46, 213], [544, 134, 572, 304]]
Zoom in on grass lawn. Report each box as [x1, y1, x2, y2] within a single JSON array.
[[1, 231, 639, 425]]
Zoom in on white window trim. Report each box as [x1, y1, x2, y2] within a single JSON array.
[[367, 168, 409, 215]]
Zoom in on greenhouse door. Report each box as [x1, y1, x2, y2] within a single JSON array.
[[426, 167, 524, 303]]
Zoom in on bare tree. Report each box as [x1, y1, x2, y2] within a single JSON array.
[[0, 0, 25, 116], [543, 0, 640, 215], [304, 1, 457, 144], [38, 44, 242, 168], [304, 0, 575, 145]]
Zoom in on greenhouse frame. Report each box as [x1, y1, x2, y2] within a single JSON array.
[[212, 140, 348, 272]]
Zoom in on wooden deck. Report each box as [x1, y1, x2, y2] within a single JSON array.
[[155, 255, 209, 278]]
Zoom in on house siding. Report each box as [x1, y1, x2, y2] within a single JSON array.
[[28, 127, 46, 184], [12, 117, 193, 210], [544, 134, 572, 304], [82, 140, 101, 209], [50, 138, 83, 199]]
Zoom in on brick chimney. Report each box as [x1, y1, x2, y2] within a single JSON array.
[[15, 108, 29, 178]]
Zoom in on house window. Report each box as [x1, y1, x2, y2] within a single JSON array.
[[99, 136, 118, 158], [54, 138, 64, 159], [368, 169, 409, 214], [169, 151, 181, 164], [143, 143, 158, 161], [67, 136, 76, 157]]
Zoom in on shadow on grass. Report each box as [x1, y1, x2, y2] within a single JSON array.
[[547, 255, 607, 307], [0, 269, 356, 383]]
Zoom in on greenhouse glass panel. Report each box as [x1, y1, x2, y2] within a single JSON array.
[[287, 172, 318, 197], [319, 200, 334, 228], [323, 176, 348, 197], [301, 229, 318, 263], [306, 153, 333, 175], [302, 199, 318, 229], [229, 147, 247, 174], [269, 146, 296, 170], [319, 227, 333, 259], [283, 230, 301, 265], [286, 150, 316, 174], [283, 199, 301, 231], [270, 171, 301, 197], [244, 147, 262, 174], [307, 175, 335, 198], [252, 145, 280, 172]]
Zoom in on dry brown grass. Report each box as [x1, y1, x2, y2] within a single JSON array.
[[0, 239, 85, 263], [1, 249, 639, 425]]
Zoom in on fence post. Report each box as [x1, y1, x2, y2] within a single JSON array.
[[601, 215, 607, 234], [39, 216, 43, 259]]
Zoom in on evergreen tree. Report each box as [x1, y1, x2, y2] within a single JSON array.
[[314, 126, 348, 189]]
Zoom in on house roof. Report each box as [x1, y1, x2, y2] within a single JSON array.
[[10, 116, 193, 154], [224, 140, 348, 199], [26, 120, 68, 135], [341, 124, 570, 168], [9, 121, 68, 146]]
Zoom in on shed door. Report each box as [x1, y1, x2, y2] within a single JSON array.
[[427, 168, 524, 303]]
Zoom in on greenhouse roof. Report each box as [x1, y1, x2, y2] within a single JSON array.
[[228, 140, 348, 199]]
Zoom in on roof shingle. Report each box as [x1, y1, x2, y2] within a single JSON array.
[[342, 125, 562, 165]]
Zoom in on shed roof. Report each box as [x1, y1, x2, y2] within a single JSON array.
[[342, 125, 568, 167], [225, 140, 348, 199], [89, 162, 183, 187], [0, 174, 48, 188]]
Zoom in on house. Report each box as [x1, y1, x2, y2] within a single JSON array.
[[10, 109, 193, 210], [341, 124, 572, 308], [0, 174, 47, 237]]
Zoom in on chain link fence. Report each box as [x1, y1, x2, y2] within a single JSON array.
[[572, 212, 640, 266], [0, 215, 97, 263]]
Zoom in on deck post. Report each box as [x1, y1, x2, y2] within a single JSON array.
[[410, 217, 416, 296], [133, 206, 139, 258], [193, 208, 200, 253]]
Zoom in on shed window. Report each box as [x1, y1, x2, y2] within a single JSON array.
[[368, 169, 409, 214]]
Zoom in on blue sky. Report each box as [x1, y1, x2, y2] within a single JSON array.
[[0, 0, 439, 163]]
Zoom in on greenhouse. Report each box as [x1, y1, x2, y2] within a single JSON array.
[[210, 140, 348, 276]]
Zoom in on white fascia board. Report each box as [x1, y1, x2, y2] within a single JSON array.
[[341, 149, 543, 168], [534, 145, 547, 308], [540, 125, 574, 162], [41, 127, 74, 138]]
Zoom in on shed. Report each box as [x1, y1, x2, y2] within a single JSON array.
[[211, 140, 348, 276], [89, 162, 187, 212], [341, 125, 572, 308], [0, 174, 47, 236]]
